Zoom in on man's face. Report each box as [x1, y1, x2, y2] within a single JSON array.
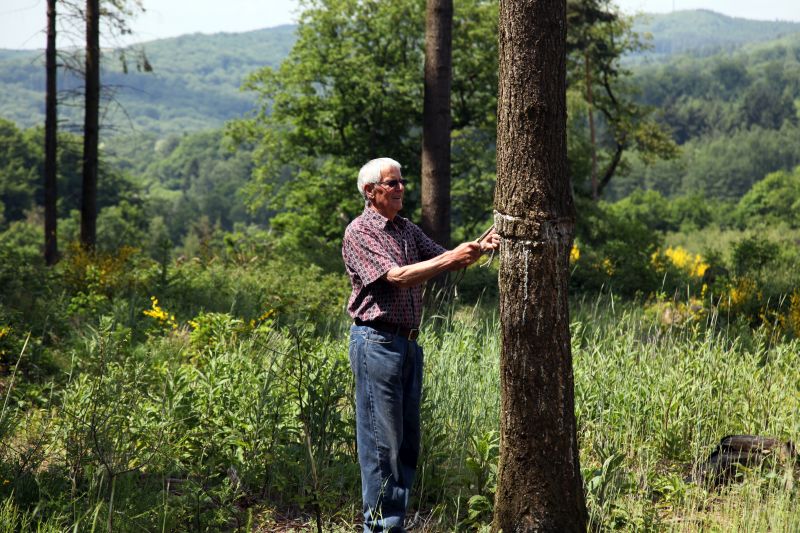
[[368, 164, 405, 219]]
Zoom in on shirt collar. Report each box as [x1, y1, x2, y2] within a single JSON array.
[[361, 207, 407, 230]]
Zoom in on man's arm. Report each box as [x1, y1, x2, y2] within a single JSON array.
[[384, 242, 484, 288]]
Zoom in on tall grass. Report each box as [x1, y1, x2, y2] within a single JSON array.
[[417, 296, 799, 530], [570, 296, 799, 530], [0, 295, 797, 531]]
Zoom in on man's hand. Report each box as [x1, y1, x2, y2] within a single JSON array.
[[479, 229, 501, 253], [444, 242, 482, 270]]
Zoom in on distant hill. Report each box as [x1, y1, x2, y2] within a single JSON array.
[[607, 29, 800, 200], [1, 10, 799, 135], [0, 25, 296, 135], [631, 9, 800, 60]]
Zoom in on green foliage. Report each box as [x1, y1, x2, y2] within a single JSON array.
[[2, 250, 800, 530], [229, 0, 428, 243], [572, 198, 661, 296], [107, 129, 261, 243], [612, 123, 800, 200], [0, 120, 142, 237], [229, 0, 503, 244], [0, 498, 64, 532], [0, 119, 40, 223], [566, 0, 678, 198], [662, 222, 800, 335], [736, 166, 800, 228], [459, 431, 499, 529], [612, 33, 800, 200], [609, 189, 720, 233], [730, 236, 779, 278], [0, 220, 61, 363]]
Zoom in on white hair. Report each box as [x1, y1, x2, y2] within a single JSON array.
[[357, 157, 402, 204]]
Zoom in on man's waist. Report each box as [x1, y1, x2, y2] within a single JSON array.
[[354, 318, 420, 341]]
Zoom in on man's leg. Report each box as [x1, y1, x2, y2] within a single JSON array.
[[349, 326, 411, 532], [398, 341, 423, 500]]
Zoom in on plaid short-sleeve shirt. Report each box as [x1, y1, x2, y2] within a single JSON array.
[[342, 208, 447, 329]]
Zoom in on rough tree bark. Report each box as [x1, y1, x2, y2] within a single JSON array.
[[44, 0, 58, 264], [81, 0, 100, 250], [421, 0, 453, 248], [492, 0, 587, 531]]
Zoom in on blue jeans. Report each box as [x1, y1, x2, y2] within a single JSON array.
[[349, 325, 424, 532]]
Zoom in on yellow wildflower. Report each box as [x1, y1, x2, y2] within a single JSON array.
[[570, 244, 580, 264], [693, 259, 709, 278], [668, 246, 708, 278], [143, 297, 168, 321], [728, 278, 756, 308], [143, 296, 177, 329], [250, 308, 276, 330], [257, 309, 275, 322], [664, 246, 691, 270], [655, 246, 709, 279]]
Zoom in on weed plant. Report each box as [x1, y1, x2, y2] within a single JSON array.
[[1, 290, 798, 530]]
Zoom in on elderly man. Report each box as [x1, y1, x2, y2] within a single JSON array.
[[342, 157, 499, 531]]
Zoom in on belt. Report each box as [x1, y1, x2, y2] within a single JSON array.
[[354, 318, 420, 341]]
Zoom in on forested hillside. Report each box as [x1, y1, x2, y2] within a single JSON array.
[[2, 10, 798, 135], [609, 32, 800, 199], [631, 9, 800, 60], [0, 24, 296, 133]]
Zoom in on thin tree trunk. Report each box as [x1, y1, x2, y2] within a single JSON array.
[[585, 50, 598, 201], [44, 0, 58, 264], [492, 0, 587, 530], [421, 0, 453, 248], [81, 0, 100, 250]]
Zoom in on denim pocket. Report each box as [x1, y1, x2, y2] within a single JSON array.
[[365, 328, 394, 344]]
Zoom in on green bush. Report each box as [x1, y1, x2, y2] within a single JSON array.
[[571, 198, 661, 296], [735, 166, 800, 228]]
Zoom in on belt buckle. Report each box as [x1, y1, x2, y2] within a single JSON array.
[[408, 328, 419, 341]]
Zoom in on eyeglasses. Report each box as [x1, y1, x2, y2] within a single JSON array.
[[376, 179, 407, 189]]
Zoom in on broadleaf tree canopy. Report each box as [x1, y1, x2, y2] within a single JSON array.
[[229, 0, 673, 247]]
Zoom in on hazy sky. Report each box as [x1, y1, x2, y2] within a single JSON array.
[[1, 0, 798, 50]]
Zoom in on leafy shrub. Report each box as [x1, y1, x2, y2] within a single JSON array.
[[735, 166, 800, 228], [162, 256, 348, 327], [730, 235, 780, 277], [571, 198, 661, 296]]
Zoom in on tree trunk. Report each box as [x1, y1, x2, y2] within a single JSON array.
[[492, 0, 587, 531], [421, 0, 453, 248], [585, 50, 598, 201], [81, 0, 100, 250], [44, 0, 58, 264]]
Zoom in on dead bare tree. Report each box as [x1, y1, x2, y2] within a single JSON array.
[[52, 0, 147, 249], [80, 0, 100, 249]]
